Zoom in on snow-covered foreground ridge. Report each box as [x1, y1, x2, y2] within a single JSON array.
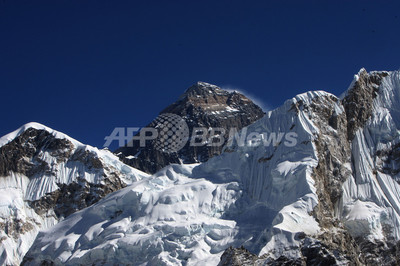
[[22, 69, 400, 265], [0, 122, 149, 265]]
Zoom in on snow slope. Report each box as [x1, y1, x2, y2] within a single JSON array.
[[24, 164, 241, 265], [0, 123, 149, 265]]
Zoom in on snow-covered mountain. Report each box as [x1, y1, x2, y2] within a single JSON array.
[[0, 123, 148, 265], [116, 81, 265, 174], [21, 69, 400, 265]]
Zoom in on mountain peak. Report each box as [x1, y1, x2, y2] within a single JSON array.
[[117, 81, 265, 174], [166, 82, 262, 115], [196, 81, 217, 87], [0, 122, 86, 150], [342, 68, 389, 140], [0, 122, 53, 147], [181, 81, 226, 98]]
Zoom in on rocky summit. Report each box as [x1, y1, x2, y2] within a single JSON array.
[[115, 81, 265, 174]]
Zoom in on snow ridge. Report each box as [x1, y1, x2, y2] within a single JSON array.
[[0, 122, 83, 148]]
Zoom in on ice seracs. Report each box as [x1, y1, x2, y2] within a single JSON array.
[[23, 164, 241, 265]]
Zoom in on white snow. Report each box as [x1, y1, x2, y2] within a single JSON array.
[[25, 164, 240, 265], [225, 106, 239, 112], [343, 200, 386, 240]]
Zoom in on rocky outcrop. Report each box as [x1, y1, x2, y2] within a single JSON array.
[[301, 93, 364, 264], [342, 68, 388, 140], [219, 237, 351, 266], [224, 237, 400, 266], [357, 238, 400, 265], [29, 175, 125, 218], [0, 128, 73, 176], [376, 142, 400, 182], [0, 218, 35, 242], [218, 246, 260, 266], [116, 82, 265, 174]]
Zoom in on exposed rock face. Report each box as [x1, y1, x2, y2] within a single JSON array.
[[357, 239, 400, 265], [29, 175, 125, 218], [116, 82, 265, 174], [219, 246, 262, 266], [376, 142, 400, 182], [219, 237, 347, 266], [294, 93, 364, 264], [0, 128, 74, 176], [0, 218, 35, 242], [0, 128, 125, 219], [342, 68, 389, 140], [0, 124, 147, 265]]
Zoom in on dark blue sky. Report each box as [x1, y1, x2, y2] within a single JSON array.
[[1, 0, 400, 148]]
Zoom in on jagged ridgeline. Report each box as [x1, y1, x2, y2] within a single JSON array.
[[115, 82, 265, 174], [2, 69, 400, 265]]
